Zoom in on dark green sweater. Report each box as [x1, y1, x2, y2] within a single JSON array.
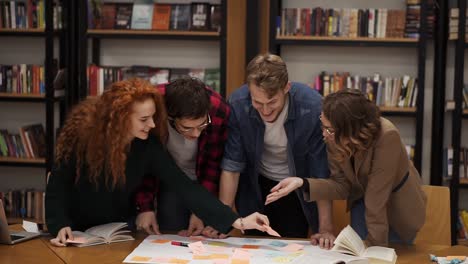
[[45, 134, 238, 236]]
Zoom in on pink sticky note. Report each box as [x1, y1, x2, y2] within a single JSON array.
[[232, 248, 251, 260], [280, 243, 304, 252], [263, 225, 281, 237], [188, 241, 206, 255]]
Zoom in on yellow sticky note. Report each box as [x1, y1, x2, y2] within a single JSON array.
[[193, 255, 212, 260], [231, 259, 249, 264], [210, 254, 230, 259], [169, 258, 190, 264], [131, 256, 152, 262]]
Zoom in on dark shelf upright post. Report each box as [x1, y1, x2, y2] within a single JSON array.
[[414, 0, 428, 172], [78, 0, 88, 100], [268, 0, 280, 55], [45, 0, 55, 174], [246, 0, 259, 64], [451, 0, 467, 246], [220, 0, 227, 98], [430, 0, 448, 185]]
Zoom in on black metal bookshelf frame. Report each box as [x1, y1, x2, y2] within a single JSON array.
[[0, 0, 70, 173], [449, 0, 468, 246], [77, 0, 228, 99], [267, 0, 428, 172]]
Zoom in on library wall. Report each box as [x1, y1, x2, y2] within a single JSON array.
[[267, 0, 435, 184]]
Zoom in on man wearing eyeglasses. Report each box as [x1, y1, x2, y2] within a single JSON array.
[[133, 77, 230, 238], [219, 54, 335, 248]]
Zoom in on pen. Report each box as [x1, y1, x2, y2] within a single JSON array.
[[171, 241, 189, 247]]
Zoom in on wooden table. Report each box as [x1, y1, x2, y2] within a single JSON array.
[[41, 233, 468, 264], [2, 224, 467, 264], [0, 236, 64, 264]]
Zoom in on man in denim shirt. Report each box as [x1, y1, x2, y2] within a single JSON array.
[[219, 54, 334, 248]]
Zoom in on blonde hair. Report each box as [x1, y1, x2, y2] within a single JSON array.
[[246, 53, 289, 97]]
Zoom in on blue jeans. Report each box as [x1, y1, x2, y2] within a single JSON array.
[[350, 198, 413, 244]]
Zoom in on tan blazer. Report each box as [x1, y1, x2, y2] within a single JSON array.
[[304, 118, 427, 246]]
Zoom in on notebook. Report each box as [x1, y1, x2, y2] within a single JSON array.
[[0, 199, 41, 245]]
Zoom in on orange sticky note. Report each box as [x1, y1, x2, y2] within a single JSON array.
[[241, 245, 260, 249], [151, 239, 171, 244], [447, 256, 467, 261]]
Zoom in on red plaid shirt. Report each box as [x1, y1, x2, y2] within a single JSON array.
[[134, 84, 230, 213]]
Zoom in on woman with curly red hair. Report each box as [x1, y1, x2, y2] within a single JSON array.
[[264, 89, 427, 247], [46, 78, 269, 247]]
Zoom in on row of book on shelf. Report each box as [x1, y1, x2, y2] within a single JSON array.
[[311, 72, 418, 108], [0, 124, 46, 160], [276, 0, 435, 39], [0, 0, 62, 30], [448, 8, 468, 40], [0, 190, 45, 224], [0, 64, 45, 94], [458, 210, 468, 241], [87, 65, 220, 96], [443, 147, 468, 181], [88, 0, 221, 32]]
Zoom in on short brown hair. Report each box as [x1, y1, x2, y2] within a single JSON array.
[[246, 53, 289, 97], [323, 89, 381, 162]]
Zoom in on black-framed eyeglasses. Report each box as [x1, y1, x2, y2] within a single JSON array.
[[319, 115, 335, 136], [169, 114, 211, 134]]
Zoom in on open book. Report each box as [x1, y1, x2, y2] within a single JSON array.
[[66, 222, 134, 247], [331, 225, 397, 264]]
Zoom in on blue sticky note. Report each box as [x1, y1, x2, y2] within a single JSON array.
[[269, 241, 288, 247]]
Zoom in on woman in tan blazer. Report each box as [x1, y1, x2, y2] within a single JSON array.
[[265, 89, 427, 247]]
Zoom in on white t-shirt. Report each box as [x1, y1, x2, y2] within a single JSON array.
[[166, 122, 198, 180], [258, 96, 290, 181]]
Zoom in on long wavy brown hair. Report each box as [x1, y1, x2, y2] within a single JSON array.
[[323, 89, 381, 162], [55, 78, 168, 189]]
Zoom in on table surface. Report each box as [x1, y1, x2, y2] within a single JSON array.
[[2, 225, 468, 264]]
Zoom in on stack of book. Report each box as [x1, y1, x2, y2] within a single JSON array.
[[87, 65, 220, 96], [88, 0, 221, 32]]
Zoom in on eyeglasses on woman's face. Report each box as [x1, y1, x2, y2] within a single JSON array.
[[319, 115, 335, 136]]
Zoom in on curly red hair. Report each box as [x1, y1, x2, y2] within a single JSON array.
[[55, 78, 168, 189]]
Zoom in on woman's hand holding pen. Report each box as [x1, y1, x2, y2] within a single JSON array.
[[265, 177, 303, 205]]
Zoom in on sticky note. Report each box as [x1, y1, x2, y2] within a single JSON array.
[[151, 239, 171, 244], [131, 256, 152, 261], [280, 243, 304, 252]]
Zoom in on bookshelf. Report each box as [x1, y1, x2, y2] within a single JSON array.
[[0, 0, 70, 226], [76, 0, 228, 98], [0, 0, 68, 172], [267, 0, 429, 172], [449, 0, 468, 246]]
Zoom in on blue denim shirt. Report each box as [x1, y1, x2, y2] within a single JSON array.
[[221, 82, 329, 231]]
